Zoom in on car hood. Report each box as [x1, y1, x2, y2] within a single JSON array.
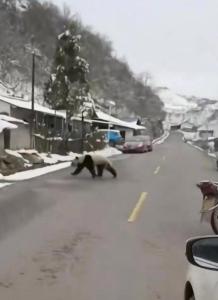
[[124, 142, 143, 146]]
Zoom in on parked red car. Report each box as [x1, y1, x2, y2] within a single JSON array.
[[122, 135, 153, 153]]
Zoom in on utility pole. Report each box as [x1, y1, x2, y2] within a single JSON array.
[[30, 51, 35, 148], [25, 38, 41, 149], [107, 100, 115, 146], [107, 104, 112, 145], [81, 110, 85, 153]]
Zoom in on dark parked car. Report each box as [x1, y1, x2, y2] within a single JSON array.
[[122, 135, 153, 153]]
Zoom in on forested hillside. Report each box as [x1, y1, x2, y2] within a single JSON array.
[[0, 0, 165, 121]]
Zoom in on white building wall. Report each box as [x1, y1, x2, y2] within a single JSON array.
[[0, 100, 10, 115]]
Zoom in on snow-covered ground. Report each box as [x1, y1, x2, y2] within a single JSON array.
[[85, 146, 122, 158], [37, 146, 122, 165], [153, 131, 170, 145], [187, 141, 204, 152], [39, 153, 75, 165], [0, 147, 122, 188]]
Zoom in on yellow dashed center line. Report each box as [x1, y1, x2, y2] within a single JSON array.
[[128, 192, 148, 223], [154, 166, 161, 175]]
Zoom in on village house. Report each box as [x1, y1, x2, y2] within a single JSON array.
[[0, 94, 65, 150], [0, 91, 147, 153]]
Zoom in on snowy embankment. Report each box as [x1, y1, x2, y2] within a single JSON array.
[[0, 147, 121, 187], [187, 140, 217, 160], [152, 131, 170, 145], [186, 141, 204, 152]]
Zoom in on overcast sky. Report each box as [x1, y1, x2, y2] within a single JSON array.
[[53, 0, 218, 99]]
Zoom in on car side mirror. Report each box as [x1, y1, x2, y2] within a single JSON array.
[[186, 236, 218, 271]]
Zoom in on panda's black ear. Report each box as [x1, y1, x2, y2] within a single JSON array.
[[75, 156, 79, 160]]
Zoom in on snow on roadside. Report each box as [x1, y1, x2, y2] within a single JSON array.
[[5, 149, 24, 159], [208, 152, 216, 158], [39, 153, 77, 165], [5, 149, 31, 164], [0, 147, 122, 185], [186, 141, 218, 160], [2, 147, 122, 170], [18, 149, 38, 154], [4, 162, 71, 181], [0, 183, 13, 189], [153, 131, 170, 145], [85, 146, 122, 157], [187, 141, 204, 152]]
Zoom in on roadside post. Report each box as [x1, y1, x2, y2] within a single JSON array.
[[81, 110, 85, 153]]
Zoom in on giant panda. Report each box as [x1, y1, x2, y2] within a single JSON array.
[[71, 154, 117, 178]]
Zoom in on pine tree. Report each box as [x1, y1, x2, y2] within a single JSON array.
[[44, 27, 93, 121]]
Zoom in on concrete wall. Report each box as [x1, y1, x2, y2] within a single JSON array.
[[0, 125, 31, 151], [10, 124, 30, 149], [0, 100, 10, 115], [0, 132, 4, 152]]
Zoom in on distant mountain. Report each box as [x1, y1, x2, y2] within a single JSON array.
[[184, 95, 218, 107], [155, 87, 197, 112], [156, 87, 218, 131]]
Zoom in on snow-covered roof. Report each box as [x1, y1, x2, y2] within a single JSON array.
[[0, 119, 17, 133], [0, 114, 28, 124], [71, 116, 92, 123], [0, 94, 66, 118], [94, 110, 146, 130]]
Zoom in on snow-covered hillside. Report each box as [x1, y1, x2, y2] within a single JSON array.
[[155, 87, 197, 129], [156, 87, 197, 112], [156, 86, 218, 139]]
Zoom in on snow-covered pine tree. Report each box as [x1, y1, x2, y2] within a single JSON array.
[[44, 27, 93, 122]]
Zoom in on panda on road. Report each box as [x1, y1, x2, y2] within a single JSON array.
[[71, 154, 117, 178]]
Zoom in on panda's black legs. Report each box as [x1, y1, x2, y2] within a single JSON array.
[[97, 165, 104, 177], [71, 164, 84, 175], [106, 165, 117, 178], [83, 156, 96, 178], [86, 165, 96, 178], [72, 164, 96, 178]]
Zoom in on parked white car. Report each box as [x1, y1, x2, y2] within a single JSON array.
[[184, 236, 218, 300]]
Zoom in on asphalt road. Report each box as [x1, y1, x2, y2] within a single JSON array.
[[0, 132, 216, 300]]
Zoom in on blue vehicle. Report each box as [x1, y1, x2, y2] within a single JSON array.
[[98, 129, 123, 146]]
